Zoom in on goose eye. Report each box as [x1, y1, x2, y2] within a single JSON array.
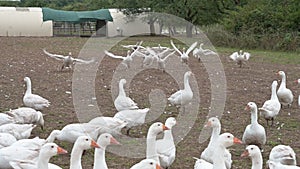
[[150, 162, 153, 165], [51, 145, 54, 148], [85, 138, 89, 141], [105, 136, 108, 138], [251, 148, 254, 150], [158, 124, 161, 126], [227, 135, 230, 138]]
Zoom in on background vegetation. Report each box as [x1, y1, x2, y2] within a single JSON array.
[[0, 0, 299, 51]]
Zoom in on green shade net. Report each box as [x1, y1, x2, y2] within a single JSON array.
[[42, 7, 113, 23]]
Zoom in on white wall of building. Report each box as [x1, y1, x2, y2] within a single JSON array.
[[107, 9, 160, 37], [0, 7, 52, 36]]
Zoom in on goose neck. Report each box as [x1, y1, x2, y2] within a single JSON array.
[[211, 125, 221, 142], [163, 129, 173, 141], [94, 147, 107, 169], [37, 152, 51, 169], [212, 145, 227, 169], [118, 81, 126, 97], [280, 74, 286, 87], [183, 74, 191, 91], [251, 154, 263, 169], [250, 109, 258, 125], [70, 145, 84, 169], [271, 84, 278, 100], [146, 133, 159, 164], [25, 79, 32, 94]]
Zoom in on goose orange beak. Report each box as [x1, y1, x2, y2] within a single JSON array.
[[156, 164, 162, 169], [91, 140, 100, 148], [244, 105, 250, 111], [57, 146, 68, 154], [241, 150, 249, 157], [204, 121, 212, 127], [162, 124, 170, 130], [233, 137, 243, 144], [110, 137, 120, 145]]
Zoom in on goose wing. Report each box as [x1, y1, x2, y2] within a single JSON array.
[[43, 49, 67, 60]]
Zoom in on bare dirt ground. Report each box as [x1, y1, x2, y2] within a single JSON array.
[[0, 36, 299, 169]]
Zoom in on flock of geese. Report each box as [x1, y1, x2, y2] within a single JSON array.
[[0, 39, 299, 169]]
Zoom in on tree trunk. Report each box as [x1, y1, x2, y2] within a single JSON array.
[[149, 18, 156, 36], [186, 22, 193, 38]]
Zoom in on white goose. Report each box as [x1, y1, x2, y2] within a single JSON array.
[[0, 123, 36, 140], [147, 122, 169, 165], [268, 145, 297, 166], [295, 79, 300, 107], [104, 47, 140, 69], [200, 117, 232, 169], [43, 49, 94, 70], [268, 161, 300, 169], [229, 50, 251, 68], [193, 43, 217, 61], [135, 48, 156, 68], [0, 133, 17, 148], [145, 47, 176, 72], [46, 123, 104, 143], [9, 143, 68, 169], [6, 107, 45, 129], [23, 77, 50, 110], [241, 145, 263, 169], [170, 40, 197, 63], [168, 71, 193, 112], [194, 133, 242, 169], [155, 117, 177, 169], [93, 133, 120, 169], [130, 159, 162, 169], [114, 79, 138, 111], [277, 71, 293, 107], [88, 116, 127, 136], [121, 41, 143, 50], [259, 81, 281, 126], [113, 108, 150, 135], [0, 113, 15, 125], [70, 136, 100, 169], [242, 102, 266, 149], [0, 143, 40, 168]]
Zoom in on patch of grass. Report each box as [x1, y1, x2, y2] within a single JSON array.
[[216, 47, 300, 64]]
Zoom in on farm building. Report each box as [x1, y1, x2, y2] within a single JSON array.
[[0, 7, 159, 37]]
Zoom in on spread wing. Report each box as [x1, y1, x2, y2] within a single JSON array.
[[243, 52, 251, 60], [72, 58, 94, 64], [104, 50, 125, 60], [170, 40, 182, 56], [43, 49, 67, 60], [186, 41, 198, 55], [229, 52, 238, 61]]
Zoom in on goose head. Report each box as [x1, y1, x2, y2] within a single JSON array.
[[148, 122, 169, 136], [165, 117, 177, 129], [24, 77, 31, 83], [134, 159, 162, 169], [272, 80, 278, 88], [245, 102, 257, 111], [276, 70, 285, 77], [204, 117, 220, 128], [40, 143, 68, 158], [239, 50, 243, 55], [185, 71, 193, 77], [127, 50, 131, 56], [218, 133, 242, 147], [68, 52, 72, 56], [120, 79, 127, 85], [75, 136, 100, 150], [97, 133, 120, 148], [241, 145, 261, 158], [295, 79, 300, 85]]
